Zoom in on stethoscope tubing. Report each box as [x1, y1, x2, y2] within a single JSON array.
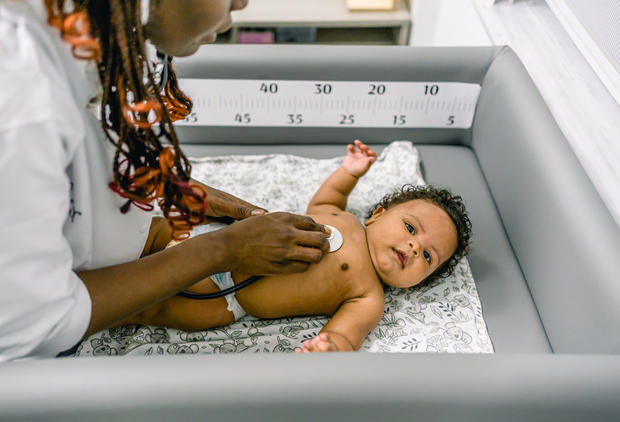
[[177, 275, 263, 300], [177, 226, 343, 300]]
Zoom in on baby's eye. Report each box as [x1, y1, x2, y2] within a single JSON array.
[[405, 222, 415, 235], [424, 251, 431, 263]]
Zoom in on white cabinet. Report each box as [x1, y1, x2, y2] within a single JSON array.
[[223, 0, 411, 45]]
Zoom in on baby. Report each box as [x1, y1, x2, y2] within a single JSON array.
[[126, 140, 472, 352]]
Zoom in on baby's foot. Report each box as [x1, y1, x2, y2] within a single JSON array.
[[295, 333, 339, 353]]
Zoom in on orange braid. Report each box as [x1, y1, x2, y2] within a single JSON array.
[[161, 58, 193, 122], [44, 2, 102, 61], [44, 0, 206, 241], [157, 148, 207, 240]]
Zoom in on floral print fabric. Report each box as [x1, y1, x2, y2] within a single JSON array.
[[76, 141, 493, 356]]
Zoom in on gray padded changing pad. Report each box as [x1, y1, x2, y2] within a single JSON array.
[[2, 45, 619, 422], [179, 142, 551, 353], [75, 142, 495, 356]]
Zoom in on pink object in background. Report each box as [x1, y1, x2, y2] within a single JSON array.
[[238, 31, 275, 44]]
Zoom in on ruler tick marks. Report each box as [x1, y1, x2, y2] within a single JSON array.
[[177, 80, 480, 128]]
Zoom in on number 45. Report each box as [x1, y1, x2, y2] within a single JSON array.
[[234, 113, 251, 124]]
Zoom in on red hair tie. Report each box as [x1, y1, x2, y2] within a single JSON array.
[[108, 156, 163, 212]]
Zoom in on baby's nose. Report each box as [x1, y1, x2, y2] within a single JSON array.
[[408, 240, 420, 256]]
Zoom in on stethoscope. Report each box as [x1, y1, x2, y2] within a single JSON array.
[[148, 10, 293, 300], [177, 225, 344, 300], [153, 37, 347, 301], [156, 50, 169, 91]]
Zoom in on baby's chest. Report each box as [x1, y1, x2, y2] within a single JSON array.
[[236, 215, 375, 314], [303, 230, 375, 297], [240, 235, 370, 300]]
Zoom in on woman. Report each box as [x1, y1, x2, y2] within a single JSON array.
[[0, 0, 329, 362]]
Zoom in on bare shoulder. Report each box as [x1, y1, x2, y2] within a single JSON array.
[[307, 210, 365, 235]]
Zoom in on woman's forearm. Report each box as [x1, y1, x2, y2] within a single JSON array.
[[79, 211, 330, 337], [78, 231, 231, 336]]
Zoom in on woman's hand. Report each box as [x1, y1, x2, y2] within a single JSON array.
[[341, 140, 377, 178], [217, 212, 331, 276], [191, 179, 267, 222]]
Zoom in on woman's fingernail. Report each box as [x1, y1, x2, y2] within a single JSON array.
[[251, 209, 266, 216]]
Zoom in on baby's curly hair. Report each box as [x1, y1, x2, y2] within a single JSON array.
[[367, 184, 472, 285]]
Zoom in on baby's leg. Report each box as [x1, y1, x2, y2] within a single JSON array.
[[122, 277, 235, 330]]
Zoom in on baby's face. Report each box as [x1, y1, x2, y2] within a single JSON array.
[[365, 199, 458, 289]]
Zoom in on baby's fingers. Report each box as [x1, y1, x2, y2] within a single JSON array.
[[297, 340, 314, 353], [296, 334, 337, 353], [316, 340, 332, 352], [354, 140, 376, 156], [361, 144, 376, 157]]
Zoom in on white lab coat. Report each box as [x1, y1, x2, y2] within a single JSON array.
[[0, 0, 153, 362]]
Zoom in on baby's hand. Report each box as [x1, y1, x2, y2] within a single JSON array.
[[341, 140, 377, 178], [295, 333, 339, 353]]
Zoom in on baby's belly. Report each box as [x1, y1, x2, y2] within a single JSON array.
[[234, 262, 350, 319]]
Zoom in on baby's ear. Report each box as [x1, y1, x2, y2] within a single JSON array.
[[364, 206, 385, 226]]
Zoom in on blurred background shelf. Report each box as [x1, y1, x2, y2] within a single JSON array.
[[218, 0, 411, 45]]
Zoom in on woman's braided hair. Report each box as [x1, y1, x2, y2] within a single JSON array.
[[44, 0, 205, 240]]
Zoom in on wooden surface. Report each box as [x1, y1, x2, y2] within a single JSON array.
[[346, 0, 395, 11]]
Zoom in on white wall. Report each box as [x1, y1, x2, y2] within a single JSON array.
[[409, 0, 492, 46]]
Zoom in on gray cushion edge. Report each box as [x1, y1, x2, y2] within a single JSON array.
[[2, 354, 620, 421], [417, 145, 551, 353], [473, 46, 620, 353], [173, 45, 504, 146], [181, 143, 552, 353]]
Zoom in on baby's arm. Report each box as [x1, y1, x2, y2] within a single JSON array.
[[306, 140, 377, 214], [295, 293, 385, 352]]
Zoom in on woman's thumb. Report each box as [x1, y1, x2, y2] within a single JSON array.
[[231, 205, 267, 219]]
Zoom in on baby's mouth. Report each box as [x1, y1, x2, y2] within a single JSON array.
[[393, 248, 408, 268]]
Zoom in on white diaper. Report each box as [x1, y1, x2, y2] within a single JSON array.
[[187, 222, 247, 321], [209, 271, 247, 321]]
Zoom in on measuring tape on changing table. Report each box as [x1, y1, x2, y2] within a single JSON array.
[[175, 79, 481, 129]]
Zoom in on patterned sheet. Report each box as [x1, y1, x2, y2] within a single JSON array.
[[76, 141, 494, 357]]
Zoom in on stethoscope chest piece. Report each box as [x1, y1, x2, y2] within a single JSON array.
[[325, 225, 343, 252]]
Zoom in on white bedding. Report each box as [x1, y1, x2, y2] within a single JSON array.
[[75, 141, 494, 356]]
